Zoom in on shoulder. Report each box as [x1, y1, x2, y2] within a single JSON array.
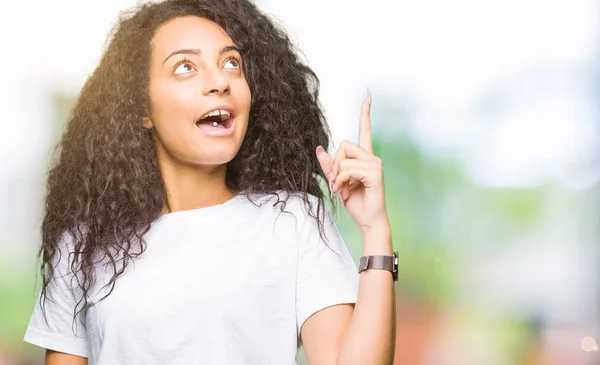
[[50, 231, 78, 272], [240, 190, 330, 225], [239, 191, 344, 248]]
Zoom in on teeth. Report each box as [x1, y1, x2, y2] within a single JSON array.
[[201, 109, 231, 120]]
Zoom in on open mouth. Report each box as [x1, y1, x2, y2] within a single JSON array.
[[195, 109, 235, 129]]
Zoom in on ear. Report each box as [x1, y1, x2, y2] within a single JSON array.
[[142, 117, 153, 129]]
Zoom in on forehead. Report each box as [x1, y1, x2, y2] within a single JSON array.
[[151, 16, 235, 57]]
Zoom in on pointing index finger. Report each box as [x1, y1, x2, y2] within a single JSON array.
[[359, 88, 373, 153]]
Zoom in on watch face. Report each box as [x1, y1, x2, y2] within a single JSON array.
[[393, 252, 399, 281]]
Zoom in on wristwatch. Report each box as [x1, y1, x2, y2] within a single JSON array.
[[358, 251, 398, 281]]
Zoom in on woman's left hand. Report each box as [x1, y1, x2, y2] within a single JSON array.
[[316, 91, 389, 234]]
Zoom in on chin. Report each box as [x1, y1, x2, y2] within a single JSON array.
[[192, 147, 240, 166]]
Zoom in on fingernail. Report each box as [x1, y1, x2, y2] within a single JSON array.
[[316, 145, 325, 155], [366, 88, 372, 106]]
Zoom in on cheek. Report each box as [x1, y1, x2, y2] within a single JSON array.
[[150, 81, 198, 122], [236, 80, 252, 112], [148, 82, 199, 149]]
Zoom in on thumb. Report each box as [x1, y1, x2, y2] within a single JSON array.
[[315, 145, 333, 177]]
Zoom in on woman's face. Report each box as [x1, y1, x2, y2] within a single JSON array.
[[147, 16, 251, 167]]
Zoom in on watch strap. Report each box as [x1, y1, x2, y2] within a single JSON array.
[[358, 252, 398, 281]]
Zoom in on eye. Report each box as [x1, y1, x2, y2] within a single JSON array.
[[223, 57, 241, 70], [173, 60, 195, 75]]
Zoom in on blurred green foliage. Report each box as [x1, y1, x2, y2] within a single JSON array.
[[0, 257, 41, 361]]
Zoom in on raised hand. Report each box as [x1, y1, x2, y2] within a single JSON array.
[[316, 90, 389, 234]]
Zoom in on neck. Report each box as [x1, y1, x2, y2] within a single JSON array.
[[159, 158, 235, 214]]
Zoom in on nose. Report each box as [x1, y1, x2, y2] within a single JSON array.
[[202, 66, 230, 96]]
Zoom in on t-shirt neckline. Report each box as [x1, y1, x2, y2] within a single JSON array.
[[158, 193, 244, 220]]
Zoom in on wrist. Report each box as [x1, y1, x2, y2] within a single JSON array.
[[361, 221, 392, 256], [360, 219, 391, 240]]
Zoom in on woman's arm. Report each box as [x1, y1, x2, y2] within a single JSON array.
[[46, 350, 88, 365], [301, 224, 395, 365], [303, 92, 395, 364], [338, 225, 395, 364]]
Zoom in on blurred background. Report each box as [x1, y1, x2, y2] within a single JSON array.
[[0, 0, 598, 364]]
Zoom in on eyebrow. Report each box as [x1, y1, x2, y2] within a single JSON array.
[[162, 46, 240, 64]]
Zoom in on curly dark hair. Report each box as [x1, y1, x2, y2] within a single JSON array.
[[40, 0, 332, 322]]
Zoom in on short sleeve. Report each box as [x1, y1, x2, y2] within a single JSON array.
[[24, 238, 89, 357], [295, 208, 359, 336]]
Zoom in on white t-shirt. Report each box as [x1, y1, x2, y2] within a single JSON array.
[[24, 192, 359, 365]]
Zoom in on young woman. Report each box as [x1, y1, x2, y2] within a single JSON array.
[[24, 0, 396, 364]]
